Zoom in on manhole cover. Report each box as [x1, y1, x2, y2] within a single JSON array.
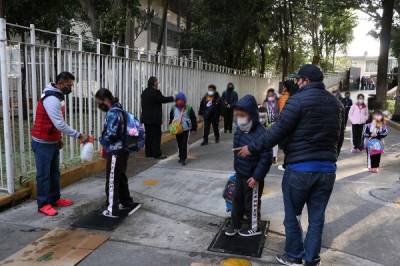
[[369, 186, 400, 204]]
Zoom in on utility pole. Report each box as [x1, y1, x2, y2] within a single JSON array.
[[0, 0, 5, 18]]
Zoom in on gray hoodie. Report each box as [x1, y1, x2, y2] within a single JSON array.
[[32, 83, 80, 143]]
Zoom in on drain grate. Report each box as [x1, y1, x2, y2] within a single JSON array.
[[369, 187, 400, 204]]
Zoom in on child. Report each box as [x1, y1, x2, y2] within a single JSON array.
[[169, 92, 197, 165], [96, 88, 135, 218], [199, 84, 221, 145], [341, 91, 353, 125], [364, 110, 388, 173], [226, 95, 272, 237], [349, 94, 369, 152], [263, 88, 279, 163]]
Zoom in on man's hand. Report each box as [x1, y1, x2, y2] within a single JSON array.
[[247, 177, 258, 189], [79, 133, 88, 143], [58, 140, 64, 150], [233, 145, 251, 157]]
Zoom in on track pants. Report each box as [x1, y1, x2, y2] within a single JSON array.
[[105, 149, 133, 215], [351, 124, 364, 150], [224, 107, 234, 132], [231, 177, 264, 230], [367, 152, 381, 168], [144, 124, 162, 158], [203, 118, 220, 143], [176, 130, 189, 161]]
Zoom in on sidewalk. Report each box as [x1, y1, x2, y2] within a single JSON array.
[[0, 124, 399, 266]]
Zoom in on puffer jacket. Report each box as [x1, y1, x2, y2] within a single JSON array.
[[248, 82, 345, 165], [99, 101, 126, 153], [233, 95, 272, 181]]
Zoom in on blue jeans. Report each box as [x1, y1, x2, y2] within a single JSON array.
[[32, 140, 60, 208], [282, 168, 335, 263]]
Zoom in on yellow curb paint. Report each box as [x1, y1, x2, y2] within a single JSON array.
[[143, 179, 160, 186], [220, 258, 252, 266]]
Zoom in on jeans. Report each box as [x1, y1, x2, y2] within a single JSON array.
[[32, 140, 60, 208], [282, 168, 336, 263]]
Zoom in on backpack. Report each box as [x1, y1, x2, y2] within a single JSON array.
[[222, 174, 237, 212], [367, 138, 384, 156], [169, 107, 185, 135], [113, 107, 145, 153]]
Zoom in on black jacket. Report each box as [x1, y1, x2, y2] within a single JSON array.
[[198, 92, 222, 120], [221, 87, 238, 107], [234, 95, 272, 181], [141, 87, 174, 124], [249, 82, 345, 165]]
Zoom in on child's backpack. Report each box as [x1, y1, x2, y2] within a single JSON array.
[[367, 138, 384, 156], [169, 107, 184, 135], [222, 174, 237, 212], [124, 112, 145, 153]]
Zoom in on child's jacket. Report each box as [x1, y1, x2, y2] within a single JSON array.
[[233, 95, 273, 181], [363, 121, 388, 146], [349, 103, 369, 125], [169, 105, 198, 132], [99, 101, 125, 153]]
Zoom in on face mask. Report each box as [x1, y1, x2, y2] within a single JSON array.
[[62, 86, 72, 95], [237, 117, 253, 132], [98, 103, 109, 112], [345, 95, 350, 99], [228, 86, 233, 91], [176, 100, 185, 108], [208, 91, 214, 96], [268, 96, 275, 102], [357, 99, 364, 104], [374, 115, 383, 121]]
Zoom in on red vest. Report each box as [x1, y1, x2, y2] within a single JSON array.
[[31, 91, 65, 142]]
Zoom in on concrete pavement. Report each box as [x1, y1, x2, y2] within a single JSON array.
[[0, 123, 399, 266]]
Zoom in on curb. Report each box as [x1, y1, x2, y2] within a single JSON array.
[[0, 122, 205, 209], [387, 120, 400, 131]]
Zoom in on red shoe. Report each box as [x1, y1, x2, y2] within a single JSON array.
[[54, 198, 74, 207], [38, 204, 58, 216]]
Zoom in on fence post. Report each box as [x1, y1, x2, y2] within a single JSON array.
[[30, 24, 37, 119], [0, 19, 15, 193], [56, 28, 63, 164], [95, 39, 101, 150], [78, 35, 83, 133], [125, 45, 129, 109], [111, 42, 116, 94]]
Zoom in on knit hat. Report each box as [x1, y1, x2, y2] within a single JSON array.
[[175, 91, 187, 102]]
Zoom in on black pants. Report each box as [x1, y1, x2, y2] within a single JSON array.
[[144, 124, 162, 158], [344, 109, 350, 125], [203, 118, 219, 143], [231, 177, 264, 230], [368, 153, 381, 168], [352, 124, 364, 150], [105, 149, 133, 215], [224, 107, 234, 132], [176, 130, 189, 161]]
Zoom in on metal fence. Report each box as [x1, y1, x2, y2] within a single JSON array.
[[0, 19, 345, 194]]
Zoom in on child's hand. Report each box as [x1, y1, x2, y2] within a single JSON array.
[[247, 177, 258, 189]]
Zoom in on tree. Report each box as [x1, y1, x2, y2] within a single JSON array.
[[156, 0, 169, 55], [391, 8, 400, 121]]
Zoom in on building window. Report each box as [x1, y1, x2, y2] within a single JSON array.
[[365, 60, 377, 73]]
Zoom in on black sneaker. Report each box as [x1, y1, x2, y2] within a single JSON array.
[[276, 254, 303, 266], [154, 154, 167, 159], [201, 141, 208, 146], [238, 227, 262, 237], [224, 227, 239, 236], [215, 138, 220, 143], [181, 160, 186, 166]]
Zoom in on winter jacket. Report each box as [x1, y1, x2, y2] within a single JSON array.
[[169, 105, 198, 132], [221, 85, 238, 107], [248, 82, 345, 165], [233, 95, 273, 181], [348, 103, 369, 125], [278, 91, 290, 112], [363, 122, 388, 147], [198, 92, 222, 121], [100, 101, 126, 153], [141, 87, 174, 125], [263, 99, 279, 125], [341, 97, 353, 112]]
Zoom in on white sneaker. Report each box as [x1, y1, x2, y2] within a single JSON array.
[[102, 210, 119, 218], [278, 165, 285, 171]]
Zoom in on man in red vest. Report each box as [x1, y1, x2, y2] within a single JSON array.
[[32, 72, 88, 216]]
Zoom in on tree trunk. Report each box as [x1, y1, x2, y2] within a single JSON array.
[[258, 40, 266, 74], [376, 0, 395, 110], [393, 57, 400, 121], [156, 0, 169, 55]]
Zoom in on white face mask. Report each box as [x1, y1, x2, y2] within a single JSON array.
[[208, 91, 214, 96], [237, 117, 253, 132], [358, 99, 364, 104]]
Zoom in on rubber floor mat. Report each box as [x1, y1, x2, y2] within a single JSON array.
[[208, 218, 269, 258], [71, 203, 141, 231]]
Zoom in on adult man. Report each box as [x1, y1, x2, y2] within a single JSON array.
[[221, 82, 238, 133], [141, 76, 174, 159], [237, 64, 345, 266], [32, 72, 88, 216]]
